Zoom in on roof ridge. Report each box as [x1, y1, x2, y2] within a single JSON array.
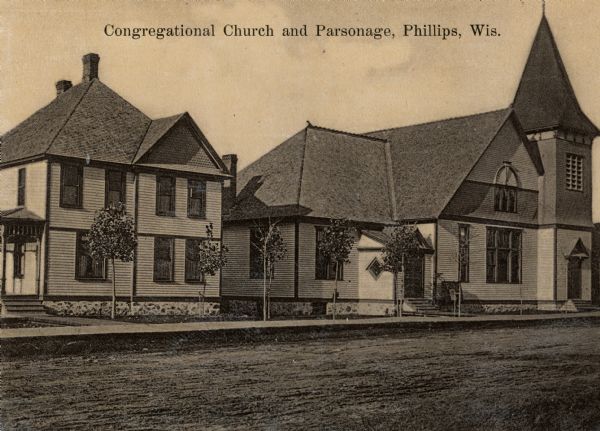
[[307, 123, 388, 142], [295, 126, 309, 212], [384, 141, 397, 221], [367, 107, 511, 135], [44, 80, 94, 156]]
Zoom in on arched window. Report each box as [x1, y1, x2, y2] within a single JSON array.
[[494, 163, 519, 213]]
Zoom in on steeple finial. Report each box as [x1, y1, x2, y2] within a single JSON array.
[[542, 0, 546, 15]]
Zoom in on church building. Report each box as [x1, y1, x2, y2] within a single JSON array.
[[221, 15, 596, 315]]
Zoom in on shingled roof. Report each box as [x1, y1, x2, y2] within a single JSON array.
[[368, 108, 517, 220], [228, 125, 395, 223], [513, 16, 598, 135], [228, 109, 533, 223], [1, 55, 227, 175]]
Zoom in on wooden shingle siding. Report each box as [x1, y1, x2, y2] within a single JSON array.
[[437, 219, 538, 301], [536, 228, 555, 301], [297, 222, 359, 299], [443, 181, 539, 224], [556, 229, 592, 301], [46, 230, 132, 296], [137, 173, 221, 238], [142, 121, 217, 169], [221, 223, 295, 298], [0, 160, 47, 216], [467, 119, 539, 190], [135, 236, 219, 297]]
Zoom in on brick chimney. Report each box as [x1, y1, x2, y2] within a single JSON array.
[[222, 154, 238, 211], [55, 80, 72, 96], [82, 53, 100, 82]]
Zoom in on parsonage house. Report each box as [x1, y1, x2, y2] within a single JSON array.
[[221, 15, 597, 316], [0, 53, 230, 316]]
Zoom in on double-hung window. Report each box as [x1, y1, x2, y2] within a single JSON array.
[[249, 228, 264, 279], [315, 227, 343, 281], [486, 227, 521, 284], [185, 239, 204, 283], [154, 237, 174, 281], [106, 170, 126, 207], [17, 168, 26, 206], [61, 164, 83, 208], [458, 224, 470, 283], [76, 232, 106, 280], [187, 179, 206, 219], [156, 176, 175, 216]]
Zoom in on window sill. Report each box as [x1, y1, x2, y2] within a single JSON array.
[[75, 278, 108, 282], [185, 280, 205, 285], [187, 215, 207, 220], [60, 204, 84, 210], [153, 279, 176, 283], [155, 213, 176, 217]]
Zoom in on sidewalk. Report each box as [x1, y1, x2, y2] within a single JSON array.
[[3, 311, 600, 340]]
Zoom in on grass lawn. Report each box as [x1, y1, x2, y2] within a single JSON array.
[[1, 320, 599, 430]]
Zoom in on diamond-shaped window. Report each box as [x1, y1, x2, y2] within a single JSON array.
[[367, 258, 383, 279]]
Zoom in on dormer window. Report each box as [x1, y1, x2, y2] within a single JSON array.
[[494, 163, 519, 213], [566, 153, 583, 191]]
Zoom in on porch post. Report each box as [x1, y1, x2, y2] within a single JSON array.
[[35, 237, 42, 299], [1, 225, 6, 296]]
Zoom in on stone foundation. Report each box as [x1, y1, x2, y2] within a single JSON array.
[[44, 300, 220, 317], [451, 302, 539, 314]]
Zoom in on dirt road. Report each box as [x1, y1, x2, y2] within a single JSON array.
[[2, 321, 599, 430]]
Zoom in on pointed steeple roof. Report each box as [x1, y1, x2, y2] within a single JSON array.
[[513, 15, 598, 136]]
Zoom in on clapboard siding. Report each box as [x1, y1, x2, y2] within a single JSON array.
[[297, 222, 359, 299], [136, 236, 220, 297], [357, 249, 393, 300], [467, 119, 539, 190], [437, 219, 537, 301], [537, 228, 555, 301], [221, 223, 295, 298], [49, 163, 135, 229], [46, 229, 132, 296], [556, 229, 592, 301], [0, 160, 47, 216], [137, 173, 221, 238]]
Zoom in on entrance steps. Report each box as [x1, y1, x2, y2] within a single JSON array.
[[404, 298, 443, 316], [570, 299, 600, 312], [1, 297, 47, 315]]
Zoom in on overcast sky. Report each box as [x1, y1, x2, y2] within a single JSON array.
[[1, 0, 599, 220]]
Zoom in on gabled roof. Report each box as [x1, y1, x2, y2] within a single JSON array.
[[133, 113, 184, 163], [513, 16, 598, 136], [1, 79, 228, 176], [368, 108, 515, 220], [228, 125, 394, 223], [361, 228, 434, 252]]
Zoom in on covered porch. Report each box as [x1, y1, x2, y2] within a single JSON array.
[[1, 208, 46, 298]]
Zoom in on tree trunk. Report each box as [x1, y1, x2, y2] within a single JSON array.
[[333, 261, 338, 321], [202, 280, 207, 317], [458, 283, 462, 318], [111, 258, 116, 320], [268, 274, 273, 320], [263, 256, 267, 321], [393, 271, 398, 317], [399, 257, 404, 317]]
